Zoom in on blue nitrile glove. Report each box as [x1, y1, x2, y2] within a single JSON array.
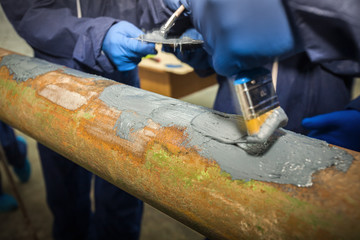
[[163, 28, 214, 77], [163, 0, 191, 14], [189, 0, 298, 77], [302, 110, 360, 151], [102, 21, 157, 72]]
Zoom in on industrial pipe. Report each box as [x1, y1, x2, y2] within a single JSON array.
[[0, 48, 359, 240]]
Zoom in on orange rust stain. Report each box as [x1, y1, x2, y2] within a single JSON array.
[[77, 95, 214, 167], [283, 214, 309, 239], [270, 153, 360, 218], [150, 126, 201, 157], [1, 50, 360, 239], [30, 71, 116, 109], [72, 96, 253, 238], [314, 228, 334, 240]]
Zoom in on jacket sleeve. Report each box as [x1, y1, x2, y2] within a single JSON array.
[[284, 0, 360, 63], [1, 0, 118, 73]]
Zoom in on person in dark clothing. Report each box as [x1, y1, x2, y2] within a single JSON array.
[[0, 122, 30, 212], [164, 0, 360, 152], [0, 0, 181, 239]]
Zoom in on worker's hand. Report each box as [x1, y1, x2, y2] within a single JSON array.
[[302, 110, 360, 151], [163, 28, 214, 77], [189, 0, 298, 77], [102, 21, 157, 72], [163, 0, 191, 14]]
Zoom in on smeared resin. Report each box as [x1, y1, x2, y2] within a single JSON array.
[[0, 54, 62, 82], [99, 85, 353, 187], [0, 54, 107, 82], [138, 30, 203, 51]]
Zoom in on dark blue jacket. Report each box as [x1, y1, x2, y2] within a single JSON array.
[[2, 0, 359, 115], [284, 0, 360, 111], [0, 0, 187, 83], [0, 3, 179, 239], [285, 0, 360, 64]]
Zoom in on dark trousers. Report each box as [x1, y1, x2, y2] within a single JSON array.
[[38, 144, 143, 240], [0, 122, 26, 195]]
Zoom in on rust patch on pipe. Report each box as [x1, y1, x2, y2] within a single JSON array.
[[0, 49, 359, 239]]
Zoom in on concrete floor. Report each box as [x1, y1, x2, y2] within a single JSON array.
[[0, 6, 209, 240]]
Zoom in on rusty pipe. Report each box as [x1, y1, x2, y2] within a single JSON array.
[[0, 48, 359, 240]]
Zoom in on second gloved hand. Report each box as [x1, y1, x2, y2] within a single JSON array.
[[302, 110, 360, 151], [189, 0, 298, 77], [102, 21, 157, 72]]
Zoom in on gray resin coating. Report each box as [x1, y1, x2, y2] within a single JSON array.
[[137, 30, 203, 51], [62, 68, 107, 81], [99, 85, 353, 187], [0, 53, 353, 187], [0, 54, 62, 82], [0, 54, 107, 82]]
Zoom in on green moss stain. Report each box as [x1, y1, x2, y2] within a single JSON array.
[[0, 78, 22, 99], [0, 78, 66, 131], [146, 147, 194, 188], [256, 225, 264, 233], [145, 145, 235, 189], [81, 111, 95, 120], [144, 144, 347, 236], [152, 149, 172, 167], [285, 194, 308, 208]]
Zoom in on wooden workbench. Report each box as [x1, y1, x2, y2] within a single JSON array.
[[138, 48, 217, 99]]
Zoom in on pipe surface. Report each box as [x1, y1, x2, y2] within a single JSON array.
[[0, 48, 359, 240]]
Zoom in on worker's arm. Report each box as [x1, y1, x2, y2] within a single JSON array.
[[0, 0, 155, 73], [165, 0, 360, 77], [164, 0, 298, 77]]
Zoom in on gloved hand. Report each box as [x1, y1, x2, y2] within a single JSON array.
[[163, 28, 214, 77], [163, 0, 191, 14], [188, 0, 298, 77], [302, 110, 360, 151], [102, 21, 157, 72]]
